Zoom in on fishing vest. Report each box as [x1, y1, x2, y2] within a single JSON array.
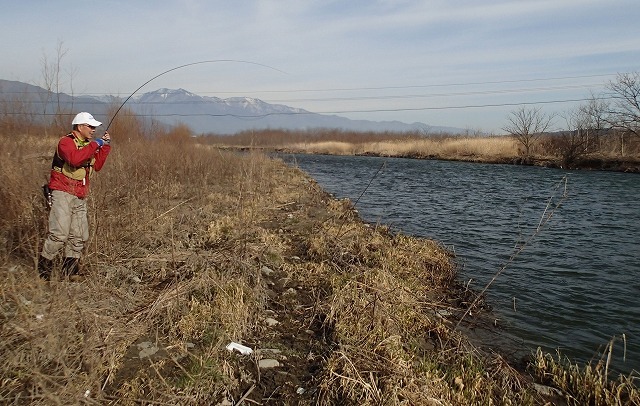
[[51, 134, 95, 181]]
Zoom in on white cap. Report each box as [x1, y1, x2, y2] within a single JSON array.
[[71, 112, 102, 127]]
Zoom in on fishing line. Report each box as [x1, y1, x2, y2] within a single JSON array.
[[450, 175, 568, 335], [336, 160, 387, 238], [104, 59, 288, 131]]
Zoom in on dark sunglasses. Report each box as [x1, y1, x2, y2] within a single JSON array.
[[84, 124, 96, 130]]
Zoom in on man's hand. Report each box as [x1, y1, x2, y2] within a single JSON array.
[[102, 132, 111, 145]]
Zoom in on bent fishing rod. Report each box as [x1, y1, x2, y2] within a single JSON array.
[[103, 59, 288, 132]]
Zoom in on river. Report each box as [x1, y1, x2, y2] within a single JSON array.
[[280, 153, 640, 376]]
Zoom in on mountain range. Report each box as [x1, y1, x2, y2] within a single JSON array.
[[0, 79, 462, 134]]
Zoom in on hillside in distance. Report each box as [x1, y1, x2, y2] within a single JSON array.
[[0, 80, 462, 134], [128, 88, 463, 134]]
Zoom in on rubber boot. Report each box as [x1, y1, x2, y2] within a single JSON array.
[[61, 257, 80, 277], [37, 256, 53, 280]]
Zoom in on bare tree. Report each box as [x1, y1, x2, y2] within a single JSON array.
[[503, 106, 555, 158], [607, 72, 640, 137], [39, 53, 55, 125], [556, 108, 596, 166], [39, 40, 69, 134], [578, 94, 610, 151]]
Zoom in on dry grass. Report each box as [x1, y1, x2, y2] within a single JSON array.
[[273, 136, 520, 160], [0, 134, 281, 404], [1, 128, 637, 405], [368, 136, 519, 159], [306, 216, 537, 405], [532, 348, 639, 405], [285, 141, 361, 155]]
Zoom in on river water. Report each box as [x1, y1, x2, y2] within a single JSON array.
[[280, 153, 640, 376]]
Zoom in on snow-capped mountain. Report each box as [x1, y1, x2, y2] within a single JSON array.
[[0, 80, 462, 134], [128, 88, 459, 134]]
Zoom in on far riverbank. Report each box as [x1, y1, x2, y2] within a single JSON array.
[[297, 148, 640, 173], [209, 133, 640, 173]]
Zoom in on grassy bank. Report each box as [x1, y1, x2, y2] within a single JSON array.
[[1, 133, 638, 405], [204, 129, 640, 172]]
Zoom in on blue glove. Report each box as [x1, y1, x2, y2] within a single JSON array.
[[95, 138, 104, 147]]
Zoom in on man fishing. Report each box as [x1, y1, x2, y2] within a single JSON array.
[[37, 112, 112, 280]]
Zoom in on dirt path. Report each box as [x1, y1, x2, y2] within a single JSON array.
[[235, 262, 334, 404], [228, 182, 339, 404]]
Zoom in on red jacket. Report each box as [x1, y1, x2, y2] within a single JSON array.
[[48, 133, 111, 198]]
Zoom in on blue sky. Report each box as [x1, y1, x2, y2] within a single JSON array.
[[1, 0, 639, 133]]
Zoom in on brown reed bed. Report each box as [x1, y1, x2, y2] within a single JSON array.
[[203, 128, 640, 172], [203, 129, 522, 161], [1, 130, 637, 405], [283, 135, 521, 161]]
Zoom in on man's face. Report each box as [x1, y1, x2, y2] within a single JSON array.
[[78, 123, 96, 140]]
